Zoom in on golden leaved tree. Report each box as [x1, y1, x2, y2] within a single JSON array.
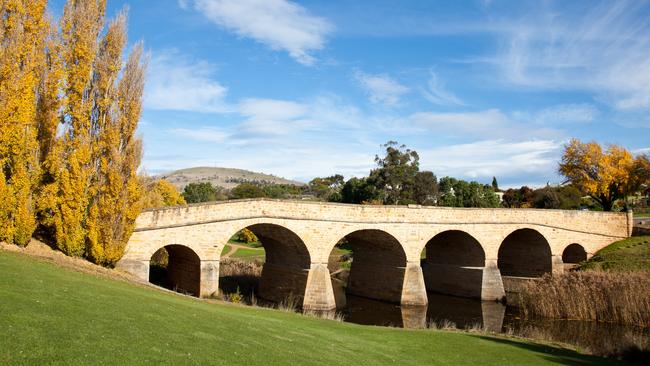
[[559, 139, 650, 211], [2, 0, 146, 266], [0, 0, 48, 246], [141, 178, 187, 209]]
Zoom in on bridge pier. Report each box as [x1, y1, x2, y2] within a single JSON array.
[[303, 263, 337, 311], [200, 260, 220, 298], [552, 255, 564, 275], [401, 262, 428, 306], [482, 259, 506, 301]]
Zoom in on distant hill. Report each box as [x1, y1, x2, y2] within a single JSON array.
[[158, 167, 305, 190]]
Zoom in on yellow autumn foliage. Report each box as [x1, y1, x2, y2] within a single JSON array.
[[237, 228, 259, 244], [0, 0, 48, 246], [141, 179, 187, 209], [559, 139, 648, 211], [1, 0, 147, 266]]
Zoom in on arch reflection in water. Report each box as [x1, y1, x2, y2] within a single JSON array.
[[331, 281, 506, 330]]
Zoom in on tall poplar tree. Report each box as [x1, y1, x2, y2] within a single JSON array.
[[1, 0, 146, 264], [86, 13, 146, 265], [52, 0, 106, 256], [0, 0, 48, 246]]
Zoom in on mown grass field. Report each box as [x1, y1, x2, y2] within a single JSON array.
[[231, 247, 265, 259], [579, 236, 650, 272], [0, 250, 624, 365]]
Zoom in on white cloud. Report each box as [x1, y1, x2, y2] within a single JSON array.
[[186, 0, 332, 65], [494, 1, 650, 111], [170, 127, 229, 142], [145, 52, 230, 113], [237, 98, 313, 135], [232, 95, 364, 138], [421, 71, 463, 106], [634, 147, 650, 155], [409, 109, 510, 136], [419, 139, 561, 183], [354, 71, 409, 106], [513, 104, 599, 125]]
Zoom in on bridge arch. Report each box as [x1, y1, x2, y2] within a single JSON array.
[[498, 228, 552, 277], [149, 244, 201, 297], [421, 230, 486, 299], [562, 243, 587, 264], [328, 229, 408, 304], [225, 223, 311, 304]]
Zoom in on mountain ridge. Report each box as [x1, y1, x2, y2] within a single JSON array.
[[158, 166, 305, 190]]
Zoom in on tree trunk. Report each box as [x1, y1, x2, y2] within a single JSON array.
[[601, 198, 613, 211]]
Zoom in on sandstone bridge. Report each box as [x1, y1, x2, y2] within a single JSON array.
[[116, 199, 632, 311]]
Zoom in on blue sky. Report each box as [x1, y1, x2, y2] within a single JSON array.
[[49, 0, 650, 187]]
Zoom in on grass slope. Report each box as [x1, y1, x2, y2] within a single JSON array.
[[579, 236, 650, 272], [0, 251, 622, 366]]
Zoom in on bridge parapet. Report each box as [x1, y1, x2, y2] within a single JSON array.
[[136, 199, 628, 238]]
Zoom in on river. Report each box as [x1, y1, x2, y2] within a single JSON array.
[[336, 292, 649, 358]]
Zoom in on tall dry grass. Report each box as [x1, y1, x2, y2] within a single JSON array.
[[518, 271, 650, 327], [219, 258, 263, 277]]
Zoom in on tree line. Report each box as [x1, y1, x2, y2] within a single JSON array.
[[308, 141, 501, 207], [174, 139, 650, 212], [1, 1, 145, 266]]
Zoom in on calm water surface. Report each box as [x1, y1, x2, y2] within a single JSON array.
[[337, 292, 650, 356]]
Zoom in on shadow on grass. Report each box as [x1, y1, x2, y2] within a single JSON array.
[[474, 335, 628, 365]]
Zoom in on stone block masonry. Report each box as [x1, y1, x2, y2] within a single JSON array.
[[116, 199, 630, 310]]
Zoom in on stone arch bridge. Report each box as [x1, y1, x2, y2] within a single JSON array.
[[116, 199, 632, 311]]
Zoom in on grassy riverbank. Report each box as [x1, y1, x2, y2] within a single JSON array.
[[579, 236, 650, 273], [0, 250, 621, 366]]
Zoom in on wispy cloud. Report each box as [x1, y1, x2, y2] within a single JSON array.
[[421, 70, 463, 106], [237, 98, 314, 136], [354, 71, 409, 106], [145, 52, 231, 113], [419, 139, 562, 185], [408, 107, 568, 140], [408, 109, 510, 137], [170, 127, 230, 142], [494, 1, 650, 111], [513, 104, 599, 125], [183, 0, 333, 65]]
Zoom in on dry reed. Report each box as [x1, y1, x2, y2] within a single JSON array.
[[303, 310, 346, 322], [426, 319, 457, 330], [219, 258, 263, 277], [518, 271, 650, 327]]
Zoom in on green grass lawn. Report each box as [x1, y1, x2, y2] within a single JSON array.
[[0, 251, 624, 366], [221, 244, 265, 260], [231, 247, 266, 260], [579, 236, 650, 272]]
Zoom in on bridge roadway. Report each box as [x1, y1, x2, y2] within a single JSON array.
[[116, 199, 632, 310]]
